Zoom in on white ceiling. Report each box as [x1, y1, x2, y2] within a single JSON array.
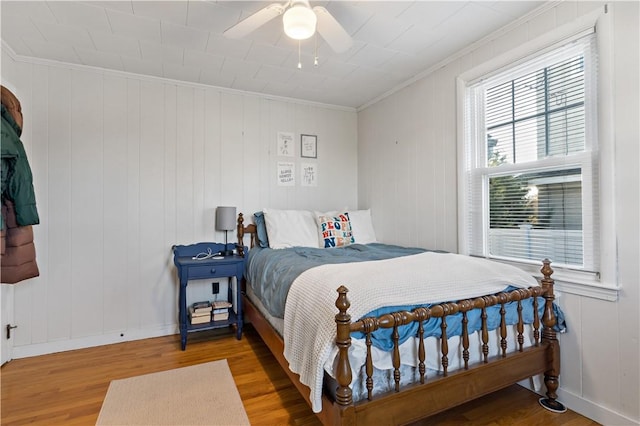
[[0, 1, 546, 109]]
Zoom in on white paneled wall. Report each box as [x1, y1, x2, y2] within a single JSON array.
[[1, 51, 357, 356], [357, 64, 458, 251], [358, 2, 638, 424]]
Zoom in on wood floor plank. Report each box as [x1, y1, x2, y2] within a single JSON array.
[[1, 325, 599, 425]]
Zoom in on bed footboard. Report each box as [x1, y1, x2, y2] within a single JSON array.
[[332, 259, 565, 424]]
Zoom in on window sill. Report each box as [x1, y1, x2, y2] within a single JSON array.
[[491, 258, 619, 302], [551, 278, 619, 301]]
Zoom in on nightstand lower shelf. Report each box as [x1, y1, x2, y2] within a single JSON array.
[[187, 311, 239, 332]]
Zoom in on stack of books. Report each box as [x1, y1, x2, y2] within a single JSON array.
[[211, 300, 232, 321], [189, 301, 212, 325]]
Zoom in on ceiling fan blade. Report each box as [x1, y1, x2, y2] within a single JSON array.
[[224, 3, 285, 39], [312, 6, 353, 53]]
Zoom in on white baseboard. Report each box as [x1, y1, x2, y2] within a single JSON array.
[[555, 388, 639, 426], [10, 325, 178, 360], [519, 380, 639, 425]]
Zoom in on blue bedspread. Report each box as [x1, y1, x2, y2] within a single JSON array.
[[246, 243, 427, 318]]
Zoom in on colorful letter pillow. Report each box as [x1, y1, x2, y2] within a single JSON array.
[[318, 213, 355, 248]]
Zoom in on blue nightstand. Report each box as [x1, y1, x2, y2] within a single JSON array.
[[172, 242, 246, 350]]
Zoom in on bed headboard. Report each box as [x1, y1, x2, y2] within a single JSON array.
[[237, 213, 257, 257]]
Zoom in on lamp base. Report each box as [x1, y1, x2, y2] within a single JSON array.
[[221, 249, 234, 257]]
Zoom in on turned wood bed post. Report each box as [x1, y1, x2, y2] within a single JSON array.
[[539, 259, 567, 413], [335, 286, 354, 407], [237, 213, 246, 257]]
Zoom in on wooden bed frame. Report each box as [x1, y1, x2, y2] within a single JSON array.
[[236, 213, 566, 425]]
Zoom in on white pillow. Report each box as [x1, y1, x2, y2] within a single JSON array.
[[263, 208, 320, 249], [348, 209, 377, 244]]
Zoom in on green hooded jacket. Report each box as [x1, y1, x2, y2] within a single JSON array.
[[1, 104, 39, 228]]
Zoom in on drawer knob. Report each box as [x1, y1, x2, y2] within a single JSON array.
[[210, 268, 216, 273]]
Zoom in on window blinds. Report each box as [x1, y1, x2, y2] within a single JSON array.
[[463, 31, 598, 272]]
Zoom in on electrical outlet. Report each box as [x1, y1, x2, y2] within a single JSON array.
[[211, 282, 219, 294]]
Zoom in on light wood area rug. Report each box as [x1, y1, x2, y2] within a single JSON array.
[[96, 359, 250, 425]]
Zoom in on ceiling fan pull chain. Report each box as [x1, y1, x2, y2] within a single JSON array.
[[314, 33, 319, 67], [298, 40, 302, 69]]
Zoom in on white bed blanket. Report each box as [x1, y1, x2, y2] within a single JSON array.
[[282, 251, 539, 413]]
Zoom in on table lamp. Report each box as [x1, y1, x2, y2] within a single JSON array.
[[216, 206, 236, 256]]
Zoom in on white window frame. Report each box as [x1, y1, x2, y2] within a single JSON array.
[[456, 6, 619, 301]]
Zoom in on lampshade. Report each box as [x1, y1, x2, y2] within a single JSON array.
[[215, 206, 236, 231], [283, 3, 316, 40]]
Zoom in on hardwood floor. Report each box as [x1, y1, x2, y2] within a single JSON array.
[[1, 325, 599, 426]]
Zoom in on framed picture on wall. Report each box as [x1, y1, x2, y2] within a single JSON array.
[[301, 163, 317, 187], [277, 162, 295, 186], [301, 134, 317, 158], [277, 131, 294, 157]]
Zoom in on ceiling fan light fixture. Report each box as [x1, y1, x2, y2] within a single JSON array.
[[283, 3, 317, 40]]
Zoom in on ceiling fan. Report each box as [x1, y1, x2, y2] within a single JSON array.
[[223, 0, 353, 54]]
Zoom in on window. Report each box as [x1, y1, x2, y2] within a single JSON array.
[[462, 32, 598, 273]]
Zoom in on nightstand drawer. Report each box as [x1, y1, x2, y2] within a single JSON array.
[[188, 264, 237, 279]]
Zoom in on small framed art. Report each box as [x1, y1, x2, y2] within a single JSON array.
[[277, 131, 294, 157], [301, 134, 317, 158], [301, 163, 317, 187], [277, 162, 295, 186]]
